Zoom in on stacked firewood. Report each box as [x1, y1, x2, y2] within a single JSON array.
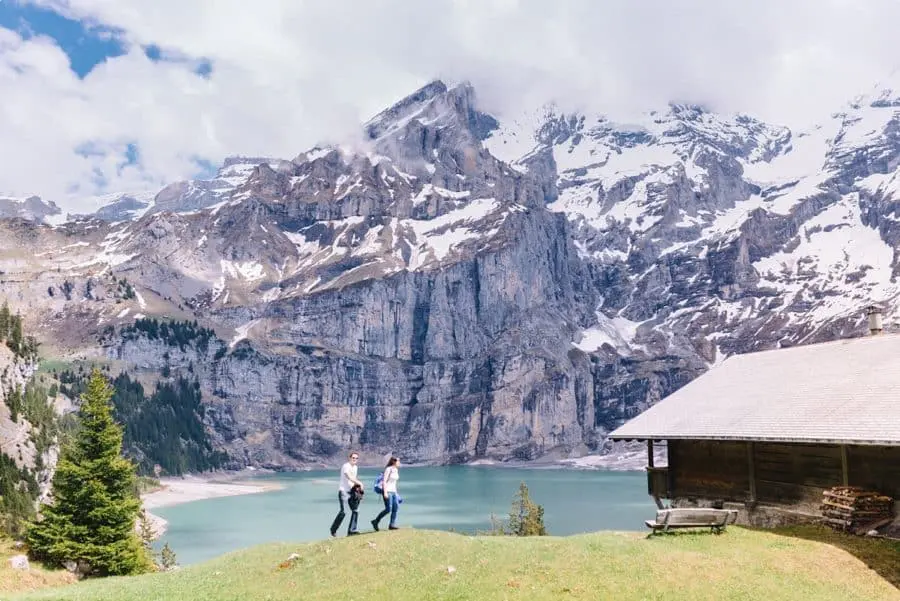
[[820, 486, 894, 533]]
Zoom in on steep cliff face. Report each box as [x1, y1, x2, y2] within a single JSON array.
[[242, 209, 597, 464], [0, 344, 60, 507], [0, 346, 39, 471], [63, 81, 610, 466], [3, 77, 900, 467]]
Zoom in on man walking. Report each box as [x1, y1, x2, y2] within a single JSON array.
[[330, 451, 363, 537]]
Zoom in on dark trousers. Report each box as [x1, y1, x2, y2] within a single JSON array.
[[330, 491, 359, 535], [373, 492, 399, 528]]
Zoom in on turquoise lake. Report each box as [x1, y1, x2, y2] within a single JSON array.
[[152, 467, 650, 565]]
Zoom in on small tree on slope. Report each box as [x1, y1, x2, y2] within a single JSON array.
[[506, 482, 547, 536], [25, 369, 153, 577]]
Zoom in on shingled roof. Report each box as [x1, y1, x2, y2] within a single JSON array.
[[608, 332, 900, 446]]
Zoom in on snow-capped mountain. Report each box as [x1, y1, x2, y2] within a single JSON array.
[[0, 195, 62, 223], [2, 157, 282, 224], [486, 84, 900, 358], [74, 156, 283, 222], [83, 191, 158, 222], [2, 78, 899, 467]]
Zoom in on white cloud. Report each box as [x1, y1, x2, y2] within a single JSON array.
[[3, 0, 900, 213]]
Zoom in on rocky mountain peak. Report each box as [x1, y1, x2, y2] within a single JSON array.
[[75, 191, 156, 222], [850, 70, 900, 109], [222, 155, 278, 169], [826, 84, 900, 184], [0, 195, 62, 223], [363, 80, 499, 173], [665, 102, 710, 119], [869, 90, 900, 108], [78, 157, 281, 224], [364, 79, 450, 138]]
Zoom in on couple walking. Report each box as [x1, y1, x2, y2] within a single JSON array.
[[330, 451, 402, 537]]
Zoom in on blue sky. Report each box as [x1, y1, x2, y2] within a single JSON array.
[[0, 0, 221, 199], [0, 1, 212, 77], [0, 1, 125, 77], [1, 0, 899, 213]]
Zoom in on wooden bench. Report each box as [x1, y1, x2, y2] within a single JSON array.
[[645, 508, 738, 534]]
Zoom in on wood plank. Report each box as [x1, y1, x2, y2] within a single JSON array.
[[754, 461, 842, 478], [753, 472, 843, 488], [748, 441, 757, 503], [754, 447, 842, 458], [841, 445, 849, 487], [756, 479, 829, 504], [754, 442, 842, 456]]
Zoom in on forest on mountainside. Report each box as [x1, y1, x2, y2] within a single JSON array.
[[58, 368, 225, 475]]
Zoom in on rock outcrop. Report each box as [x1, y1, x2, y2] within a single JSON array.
[[0, 345, 59, 503]]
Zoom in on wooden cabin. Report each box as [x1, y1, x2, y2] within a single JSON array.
[[608, 321, 900, 527]]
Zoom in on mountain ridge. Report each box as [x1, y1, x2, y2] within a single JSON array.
[[1, 77, 898, 467]]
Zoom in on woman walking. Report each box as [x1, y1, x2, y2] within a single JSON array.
[[371, 456, 401, 531]]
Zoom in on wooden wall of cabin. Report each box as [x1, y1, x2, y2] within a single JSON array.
[[753, 443, 843, 504], [669, 441, 900, 505], [847, 446, 900, 499], [669, 440, 749, 500]]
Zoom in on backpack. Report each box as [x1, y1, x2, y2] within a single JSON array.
[[373, 472, 384, 495]]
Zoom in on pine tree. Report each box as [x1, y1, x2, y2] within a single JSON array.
[[160, 543, 177, 570], [0, 301, 9, 339], [0, 454, 36, 537], [25, 369, 153, 577], [8, 313, 23, 356], [7, 385, 22, 422], [506, 482, 547, 536], [137, 509, 155, 552]]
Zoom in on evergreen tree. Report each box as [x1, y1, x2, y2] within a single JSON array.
[[25, 369, 152, 577], [506, 482, 547, 536], [0, 454, 37, 537], [0, 301, 9, 339], [8, 313, 23, 356], [160, 543, 177, 570], [7, 385, 22, 422], [137, 509, 155, 553]]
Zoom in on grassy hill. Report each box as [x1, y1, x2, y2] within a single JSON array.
[[0, 540, 76, 597], [4, 527, 900, 601]]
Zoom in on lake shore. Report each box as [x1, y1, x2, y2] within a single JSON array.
[[142, 472, 284, 538], [140, 445, 657, 538], [290, 440, 664, 471]]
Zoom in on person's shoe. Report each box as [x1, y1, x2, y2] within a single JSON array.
[[330, 529, 337, 537], [348, 531, 360, 536], [371, 520, 379, 532], [388, 526, 399, 530]]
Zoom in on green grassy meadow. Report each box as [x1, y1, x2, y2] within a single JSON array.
[[3, 526, 899, 601]]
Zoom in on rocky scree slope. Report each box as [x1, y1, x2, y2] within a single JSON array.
[[2, 79, 900, 467]]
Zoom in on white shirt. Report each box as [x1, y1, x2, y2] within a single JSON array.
[[339, 461, 358, 493], [383, 466, 399, 494]]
